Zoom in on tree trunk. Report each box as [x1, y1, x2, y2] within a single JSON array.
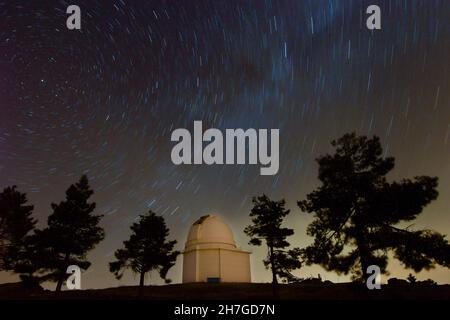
[[139, 270, 145, 287], [355, 230, 371, 283], [55, 252, 70, 292], [137, 270, 146, 299], [359, 250, 370, 281], [269, 245, 278, 297]]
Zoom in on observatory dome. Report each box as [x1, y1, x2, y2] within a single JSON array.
[[182, 214, 251, 283], [185, 214, 236, 251]]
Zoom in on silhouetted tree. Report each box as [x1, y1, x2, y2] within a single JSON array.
[[12, 231, 53, 288], [272, 248, 303, 284], [0, 186, 36, 271], [407, 273, 417, 284], [298, 133, 450, 281], [39, 175, 104, 291], [109, 211, 179, 287], [244, 194, 301, 294]]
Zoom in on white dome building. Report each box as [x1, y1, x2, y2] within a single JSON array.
[[182, 214, 251, 283]]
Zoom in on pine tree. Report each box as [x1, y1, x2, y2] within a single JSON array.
[[244, 194, 301, 294], [298, 133, 450, 281], [0, 186, 36, 271], [13, 231, 53, 288], [109, 211, 179, 287], [407, 273, 417, 284], [40, 175, 104, 291]]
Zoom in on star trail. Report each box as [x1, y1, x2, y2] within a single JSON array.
[[0, 0, 449, 288]]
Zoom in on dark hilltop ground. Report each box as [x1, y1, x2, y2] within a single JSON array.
[[1, 280, 450, 300]]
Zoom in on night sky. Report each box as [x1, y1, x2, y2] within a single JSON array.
[[1, 0, 449, 288]]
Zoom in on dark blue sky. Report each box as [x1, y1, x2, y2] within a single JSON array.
[[1, 0, 449, 288]]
